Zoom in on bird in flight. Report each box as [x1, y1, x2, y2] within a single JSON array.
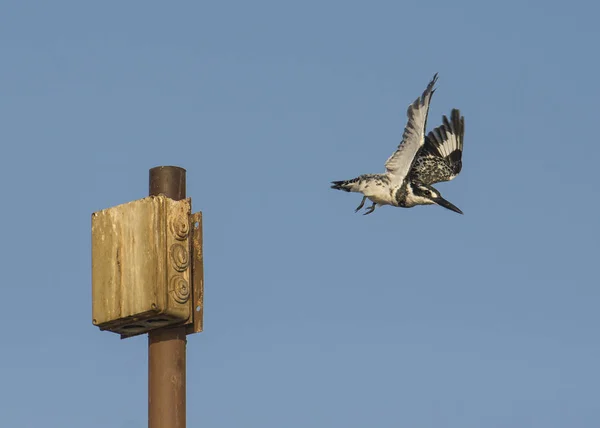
[[331, 74, 465, 215]]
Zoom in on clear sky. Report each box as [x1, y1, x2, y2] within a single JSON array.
[[1, 1, 599, 427]]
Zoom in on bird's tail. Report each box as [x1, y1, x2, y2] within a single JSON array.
[[331, 179, 358, 192]]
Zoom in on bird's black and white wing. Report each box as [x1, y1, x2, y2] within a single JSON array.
[[384, 73, 438, 186], [411, 109, 464, 185]]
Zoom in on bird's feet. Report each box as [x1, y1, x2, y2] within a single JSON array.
[[363, 203, 376, 215], [354, 196, 367, 213]]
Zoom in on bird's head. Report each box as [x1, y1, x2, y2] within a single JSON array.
[[412, 184, 463, 214]]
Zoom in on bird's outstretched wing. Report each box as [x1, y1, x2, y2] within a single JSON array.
[[385, 73, 438, 186], [410, 109, 464, 185]]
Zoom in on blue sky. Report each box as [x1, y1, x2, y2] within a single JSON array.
[[1, 1, 599, 427]]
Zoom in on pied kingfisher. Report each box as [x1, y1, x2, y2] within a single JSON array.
[[331, 74, 465, 215]]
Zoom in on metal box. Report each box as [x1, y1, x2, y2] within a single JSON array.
[[92, 195, 192, 337]]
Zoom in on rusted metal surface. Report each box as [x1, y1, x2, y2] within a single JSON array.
[[186, 212, 204, 335], [149, 166, 186, 201], [149, 166, 187, 428], [148, 327, 187, 428]]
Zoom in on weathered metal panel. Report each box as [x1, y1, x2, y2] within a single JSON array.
[[186, 212, 204, 335], [91, 195, 192, 336]]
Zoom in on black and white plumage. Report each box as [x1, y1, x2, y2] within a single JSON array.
[[411, 108, 464, 186], [331, 74, 465, 215]]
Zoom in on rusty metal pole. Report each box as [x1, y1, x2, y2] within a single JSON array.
[[148, 166, 187, 428]]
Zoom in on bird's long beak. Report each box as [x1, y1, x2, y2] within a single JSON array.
[[434, 196, 463, 214]]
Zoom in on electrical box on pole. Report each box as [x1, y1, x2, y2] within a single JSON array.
[[91, 194, 203, 338]]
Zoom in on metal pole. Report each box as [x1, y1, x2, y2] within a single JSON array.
[[148, 166, 187, 428]]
